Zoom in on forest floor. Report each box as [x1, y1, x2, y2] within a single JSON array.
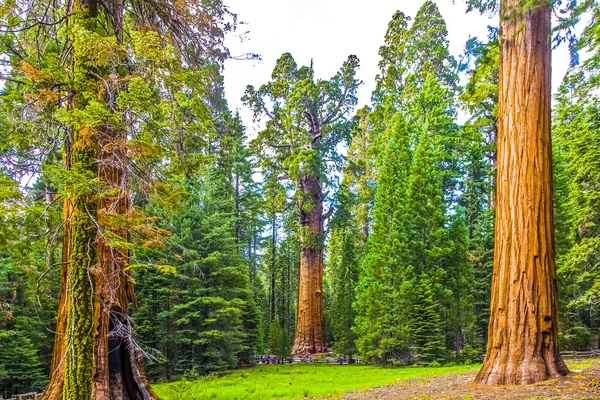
[[152, 359, 599, 400], [341, 359, 600, 400]]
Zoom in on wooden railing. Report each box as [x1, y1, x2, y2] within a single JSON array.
[[560, 350, 600, 357], [1, 393, 42, 400]]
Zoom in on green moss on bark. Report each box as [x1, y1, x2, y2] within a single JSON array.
[[62, 2, 99, 400]]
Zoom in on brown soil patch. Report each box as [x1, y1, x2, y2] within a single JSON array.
[[341, 360, 600, 399]]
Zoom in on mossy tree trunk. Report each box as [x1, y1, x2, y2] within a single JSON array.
[[60, 2, 100, 396], [475, 0, 569, 385], [62, 124, 97, 400], [42, 1, 158, 399]]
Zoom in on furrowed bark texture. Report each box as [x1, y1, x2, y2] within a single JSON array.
[[293, 174, 325, 354], [62, 123, 97, 400], [475, 0, 569, 385], [92, 127, 158, 400], [44, 130, 73, 400], [43, 1, 158, 399]]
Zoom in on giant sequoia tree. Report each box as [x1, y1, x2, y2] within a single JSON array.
[[0, 0, 234, 398], [244, 54, 360, 354], [474, 0, 569, 384]]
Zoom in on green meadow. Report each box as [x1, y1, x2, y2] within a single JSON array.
[[153, 363, 479, 400]]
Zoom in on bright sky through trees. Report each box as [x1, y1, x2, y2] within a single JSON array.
[[223, 0, 573, 130]]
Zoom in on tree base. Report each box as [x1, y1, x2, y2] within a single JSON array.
[[41, 337, 160, 400], [475, 350, 569, 385], [292, 341, 326, 356]]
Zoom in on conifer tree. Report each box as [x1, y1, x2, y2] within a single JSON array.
[[458, 27, 499, 350], [405, 74, 460, 202], [554, 66, 600, 344], [411, 273, 445, 363], [404, 0, 458, 94], [446, 210, 477, 358], [354, 113, 412, 364], [0, 1, 241, 396], [0, 178, 60, 396], [374, 1, 458, 109], [406, 129, 451, 283], [267, 318, 290, 362], [135, 165, 260, 375], [347, 106, 378, 241], [326, 189, 360, 360], [405, 128, 453, 362]]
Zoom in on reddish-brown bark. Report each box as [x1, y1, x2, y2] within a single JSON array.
[[475, 0, 569, 385], [292, 174, 325, 355], [91, 127, 158, 399], [42, 131, 158, 400], [43, 133, 72, 400]]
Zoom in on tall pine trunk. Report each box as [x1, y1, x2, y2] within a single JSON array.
[[270, 212, 277, 323], [292, 174, 325, 354], [475, 0, 569, 385]]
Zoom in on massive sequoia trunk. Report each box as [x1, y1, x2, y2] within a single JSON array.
[[42, 1, 158, 399], [91, 127, 157, 400], [292, 174, 325, 354], [43, 128, 158, 400], [475, 0, 569, 385]]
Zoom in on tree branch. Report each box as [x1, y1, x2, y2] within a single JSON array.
[[322, 86, 349, 125]]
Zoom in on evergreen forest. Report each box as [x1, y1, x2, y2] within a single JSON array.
[[1, 0, 599, 398]]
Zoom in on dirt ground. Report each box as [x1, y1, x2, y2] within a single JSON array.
[[341, 360, 600, 399]]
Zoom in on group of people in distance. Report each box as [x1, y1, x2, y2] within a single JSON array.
[[257, 354, 315, 364], [258, 354, 279, 364]]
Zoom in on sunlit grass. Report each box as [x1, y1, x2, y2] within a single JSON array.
[[565, 359, 595, 370], [153, 363, 480, 400], [152, 359, 597, 400]]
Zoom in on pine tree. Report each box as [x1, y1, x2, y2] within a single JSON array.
[[406, 129, 451, 282], [0, 0, 238, 397], [405, 129, 453, 362], [411, 273, 445, 363], [374, 1, 458, 109], [267, 318, 290, 362], [347, 106, 378, 242], [458, 28, 499, 351], [405, 74, 460, 203], [134, 166, 260, 375], [554, 66, 600, 346], [404, 0, 458, 94], [0, 176, 60, 396], [373, 10, 411, 107], [0, 330, 46, 397], [446, 210, 477, 359], [326, 190, 360, 359], [354, 113, 412, 365]]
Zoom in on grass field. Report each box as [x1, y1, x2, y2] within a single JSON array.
[[153, 363, 480, 400], [153, 359, 595, 400]]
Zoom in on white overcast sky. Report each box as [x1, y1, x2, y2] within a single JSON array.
[[222, 0, 573, 132]]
